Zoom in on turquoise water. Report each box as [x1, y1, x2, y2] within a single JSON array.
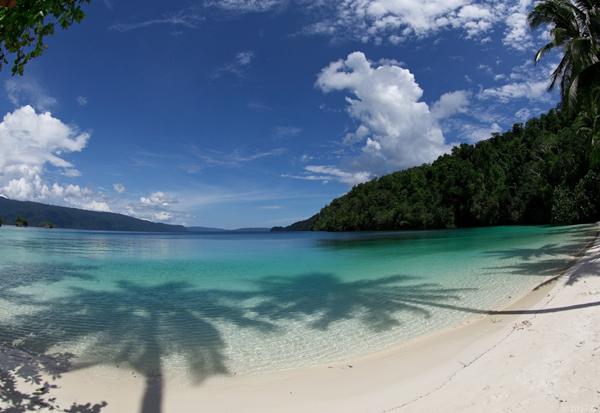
[[0, 224, 596, 382]]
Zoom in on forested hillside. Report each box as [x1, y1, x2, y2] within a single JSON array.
[[0, 197, 186, 232], [276, 110, 600, 232]]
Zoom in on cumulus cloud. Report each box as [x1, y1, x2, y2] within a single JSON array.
[[0, 105, 88, 185], [431, 90, 471, 120], [0, 106, 111, 211], [140, 191, 176, 207], [124, 191, 179, 223], [313, 52, 451, 181], [207, 0, 536, 50]]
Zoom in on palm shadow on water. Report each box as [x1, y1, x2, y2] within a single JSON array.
[[2, 226, 599, 413], [0, 262, 97, 299], [2, 225, 599, 413], [482, 228, 599, 285], [0, 263, 482, 413], [10, 240, 599, 413], [1, 278, 274, 413], [250, 273, 473, 332]]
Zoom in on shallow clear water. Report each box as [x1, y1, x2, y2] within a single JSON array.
[[0, 224, 596, 382]]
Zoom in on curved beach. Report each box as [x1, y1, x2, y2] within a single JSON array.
[[45, 228, 600, 413]]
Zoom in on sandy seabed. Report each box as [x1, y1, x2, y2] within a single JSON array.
[[27, 227, 600, 412]]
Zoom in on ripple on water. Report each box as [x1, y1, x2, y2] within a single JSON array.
[[0, 224, 595, 379]]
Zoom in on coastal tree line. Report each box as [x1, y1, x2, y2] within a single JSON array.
[[281, 109, 600, 231], [278, 0, 600, 232]]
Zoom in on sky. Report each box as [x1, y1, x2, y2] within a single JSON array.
[[0, 0, 560, 229]]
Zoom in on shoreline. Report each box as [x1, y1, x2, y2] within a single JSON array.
[[3, 225, 599, 412]]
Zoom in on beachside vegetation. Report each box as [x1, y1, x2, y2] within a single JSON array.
[[528, 0, 600, 112], [277, 109, 600, 231], [0, 0, 89, 75], [276, 0, 600, 233], [15, 216, 28, 227]]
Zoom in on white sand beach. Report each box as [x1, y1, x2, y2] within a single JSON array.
[[46, 229, 600, 413]]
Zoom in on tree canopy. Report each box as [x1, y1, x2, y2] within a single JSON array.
[[528, 0, 600, 111], [0, 0, 89, 75], [277, 109, 600, 232]]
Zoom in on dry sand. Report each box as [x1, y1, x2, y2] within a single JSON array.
[[42, 230, 600, 412]]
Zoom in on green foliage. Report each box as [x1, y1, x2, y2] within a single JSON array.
[[0, 197, 187, 232], [551, 185, 578, 224], [0, 0, 89, 75], [528, 0, 600, 111], [15, 215, 28, 227], [285, 109, 600, 232]]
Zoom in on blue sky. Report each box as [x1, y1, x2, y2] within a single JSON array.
[[0, 0, 559, 228]]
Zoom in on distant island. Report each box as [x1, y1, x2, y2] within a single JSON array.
[[0, 197, 271, 233], [274, 109, 600, 232], [0, 197, 186, 232], [187, 226, 270, 233]]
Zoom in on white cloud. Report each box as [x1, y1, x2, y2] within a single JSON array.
[[113, 183, 126, 193], [479, 79, 548, 102], [0, 106, 110, 211], [188, 146, 285, 169], [515, 107, 531, 121], [61, 168, 82, 177], [305, 165, 371, 185], [212, 50, 256, 79], [0, 106, 88, 181], [140, 191, 176, 207], [152, 211, 173, 222], [110, 10, 203, 32], [76, 96, 88, 106], [478, 59, 555, 103], [502, 0, 534, 51], [124, 191, 179, 223], [315, 52, 450, 177], [205, 0, 285, 13], [431, 90, 471, 120], [461, 122, 502, 143], [292, 0, 508, 44], [5, 78, 57, 112], [208, 1, 536, 50], [82, 200, 111, 212]]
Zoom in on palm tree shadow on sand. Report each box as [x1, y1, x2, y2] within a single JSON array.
[[12, 251, 600, 412], [1, 278, 274, 413], [1, 266, 481, 413]]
